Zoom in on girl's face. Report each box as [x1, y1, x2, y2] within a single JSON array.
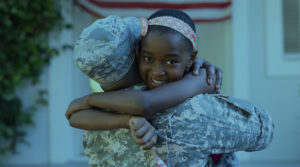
[[138, 31, 195, 89]]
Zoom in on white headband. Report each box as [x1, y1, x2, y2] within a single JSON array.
[[140, 16, 197, 50]]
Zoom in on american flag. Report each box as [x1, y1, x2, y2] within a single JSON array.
[[76, 0, 231, 23]]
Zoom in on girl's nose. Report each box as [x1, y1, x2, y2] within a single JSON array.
[[151, 63, 166, 76]]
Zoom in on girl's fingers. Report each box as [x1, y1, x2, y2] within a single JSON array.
[[193, 64, 200, 75], [135, 123, 149, 137], [129, 117, 157, 149], [66, 106, 77, 119], [142, 135, 157, 150], [130, 127, 145, 145], [192, 57, 204, 75], [142, 128, 155, 143], [65, 110, 70, 119], [207, 66, 216, 85], [215, 68, 223, 92], [66, 104, 75, 118], [192, 60, 201, 75], [133, 118, 145, 131], [135, 137, 146, 145]]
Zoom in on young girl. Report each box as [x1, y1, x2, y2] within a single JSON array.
[[67, 9, 273, 167]]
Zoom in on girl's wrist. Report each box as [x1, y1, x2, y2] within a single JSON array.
[[83, 94, 91, 106], [122, 115, 132, 129], [85, 93, 98, 108]]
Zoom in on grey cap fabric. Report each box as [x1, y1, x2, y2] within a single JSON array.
[[74, 15, 141, 87]]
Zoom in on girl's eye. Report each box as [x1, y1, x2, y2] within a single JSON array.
[[144, 56, 153, 62], [166, 60, 178, 65]]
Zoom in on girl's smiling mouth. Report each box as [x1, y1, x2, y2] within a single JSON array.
[[150, 78, 167, 88]]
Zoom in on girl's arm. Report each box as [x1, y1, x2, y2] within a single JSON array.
[[68, 108, 131, 130], [66, 68, 216, 117], [69, 109, 157, 149]]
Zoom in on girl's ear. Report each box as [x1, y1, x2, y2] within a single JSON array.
[[187, 50, 198, 69]]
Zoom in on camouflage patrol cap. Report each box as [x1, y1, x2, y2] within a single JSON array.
[[74, 15, 141, 87]]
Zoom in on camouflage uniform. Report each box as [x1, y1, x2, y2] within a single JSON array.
[[83, 84, 274, 167]]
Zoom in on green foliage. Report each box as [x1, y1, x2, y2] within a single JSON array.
[[0, 0, 62, 155]]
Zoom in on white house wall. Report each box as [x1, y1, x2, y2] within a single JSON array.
[[247, 0, 300, 162], [197, 20, 233, 95]]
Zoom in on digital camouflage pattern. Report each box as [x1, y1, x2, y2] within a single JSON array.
[[83, 84, 274, 167], [74, 15, 140, 87]]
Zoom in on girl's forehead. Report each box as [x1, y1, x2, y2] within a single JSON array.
[[142, 31, 186, 50], [145, 30, 180, 40]]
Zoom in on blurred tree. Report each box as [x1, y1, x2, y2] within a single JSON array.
[[0, 0, 63, 155]]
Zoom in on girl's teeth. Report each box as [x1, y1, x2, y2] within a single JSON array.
[[153, 79, 163, 84]]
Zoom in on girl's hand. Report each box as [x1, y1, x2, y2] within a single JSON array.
[[65, 96, 91, 119], [129, 117, 157, 150], [192, 57, 223, 93]]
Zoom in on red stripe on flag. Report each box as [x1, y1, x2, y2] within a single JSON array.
[[76, 0, 231, 22], [77, 1, 104, 18], [88, 0, 231, 9], [193, 15, 231, 23]]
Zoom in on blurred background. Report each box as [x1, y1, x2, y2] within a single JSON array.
[[0, 0, 299, 166]]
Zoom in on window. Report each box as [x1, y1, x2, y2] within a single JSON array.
[[265, 0, 300, 76], [283, 0, 300, 54]]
